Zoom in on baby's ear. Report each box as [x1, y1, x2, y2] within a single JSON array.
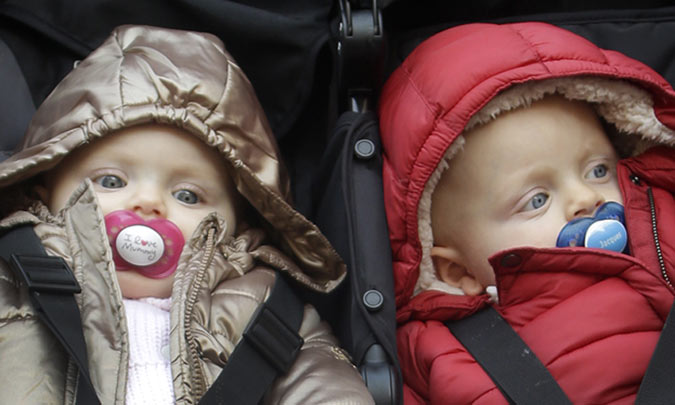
[[431, 246, 484, 296]]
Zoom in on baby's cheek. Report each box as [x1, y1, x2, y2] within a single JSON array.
[[95, 194, 125, 217], [603, 176, 624, 204], [176, 219, 199, 242], [608, 188, 624, 206], [46, 183, 78, 213], [172, 211, 210, 241]]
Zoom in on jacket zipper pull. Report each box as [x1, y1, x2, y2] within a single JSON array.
[[629, 173, 671, 288]]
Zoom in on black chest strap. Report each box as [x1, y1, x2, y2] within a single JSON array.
[[445, 306, 571, 405], [0, 224, 100, 404], [198, 272, 304, 404], [635, 299, 675, 404], [448, 300, 675, 404]]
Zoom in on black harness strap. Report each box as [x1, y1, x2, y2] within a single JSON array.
[[199, 273, 304, 405], [447, 299, 675, 404], [635, 300, 675, 404], [0, 225, 100, 405], [445, 306, 571, 405]]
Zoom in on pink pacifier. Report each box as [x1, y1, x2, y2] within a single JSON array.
[[104, 210, 185, 279]]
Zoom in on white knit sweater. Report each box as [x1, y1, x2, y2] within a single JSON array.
[[122, 297, 174, 404]]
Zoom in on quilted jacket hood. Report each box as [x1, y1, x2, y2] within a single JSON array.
[[378, 22, 675, 310], [0, 25, 345, 293]]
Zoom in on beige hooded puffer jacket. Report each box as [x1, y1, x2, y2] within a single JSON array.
[[0, 25, 373, 404]]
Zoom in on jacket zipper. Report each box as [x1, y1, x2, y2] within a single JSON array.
[[634, 174, 672, 288], [647, 186, 671, 288], [183, 226, 217, 399]]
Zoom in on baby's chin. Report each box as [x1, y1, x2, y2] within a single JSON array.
[[115, 270, 174, 299]]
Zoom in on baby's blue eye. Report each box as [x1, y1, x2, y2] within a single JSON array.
[[588, 164, 608, 179], [524, 192, 549, 211], [173, 189, 199, 205], [95, 175, 126, 189]]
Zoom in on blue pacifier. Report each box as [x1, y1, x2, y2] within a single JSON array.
[[556, 201, 629, 254]]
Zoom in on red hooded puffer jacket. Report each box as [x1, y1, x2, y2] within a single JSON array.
[[378, 22, 675, 404]]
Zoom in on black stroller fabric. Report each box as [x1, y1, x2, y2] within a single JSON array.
[[312, 111, 400, 404], [0, 36, 34, 161]]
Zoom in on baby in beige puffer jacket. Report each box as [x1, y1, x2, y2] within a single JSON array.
[[0, 24, 373, 405]]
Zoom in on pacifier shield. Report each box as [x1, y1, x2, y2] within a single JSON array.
[[556, 217, 593, 248], [105, 210, 185, 279], [556, 202, 629, 254]]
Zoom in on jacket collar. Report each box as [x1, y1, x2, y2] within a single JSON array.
[[398, 246, 657, 324]]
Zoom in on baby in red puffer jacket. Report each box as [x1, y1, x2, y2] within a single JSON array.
[[378, 22, 675, 404]]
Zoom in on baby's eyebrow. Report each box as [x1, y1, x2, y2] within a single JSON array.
[[498, 165, 555, 203], [173, 176, 230, 196], [495, 164, 543, 190]]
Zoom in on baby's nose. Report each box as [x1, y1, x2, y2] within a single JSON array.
[[566, 186, 605, 221], [129, 188, 166, 218]]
